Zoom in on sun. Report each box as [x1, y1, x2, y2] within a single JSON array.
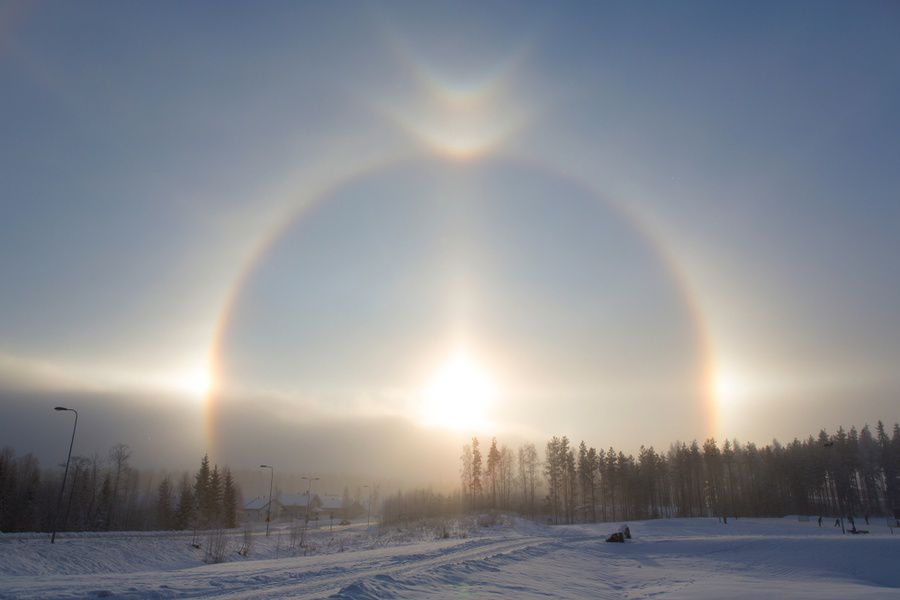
[[420, 350, 496, 431], [175, 367, 212, 398], [713, 367, 748, 408]]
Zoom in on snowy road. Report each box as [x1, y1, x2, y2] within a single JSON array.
[[2, 518, 898, 599]]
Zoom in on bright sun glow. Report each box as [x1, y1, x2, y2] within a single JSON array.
[[714, 369, 743, 406], [421, 350, 496, 431], [175, 368, 212, 398]]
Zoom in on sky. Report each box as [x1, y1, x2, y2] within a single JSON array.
[[2, 1, 899, 484]]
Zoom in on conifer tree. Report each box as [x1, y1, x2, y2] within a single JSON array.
[[578, 441, 599, 522], [208, 465, 223, 526], [222, 468, 238, 528], [487, 438, 501, 508], [194, 454, 212, 527], [157, 476, 174, 530], [545, 437, 562, 524], [562, 438, 576, 523], [175, 475, 196, 531]]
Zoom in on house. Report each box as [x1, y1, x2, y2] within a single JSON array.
[[278, 492, 320, 519], [242, 496, 283, 523], [316, 494, 345, 519], [249, 491, 352, 522]]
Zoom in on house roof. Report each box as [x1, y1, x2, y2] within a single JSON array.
[[243, 496, 279, 511], [319, 494, 344, 510], [279, 492, 313, 508], [275, 492, 346, 510]]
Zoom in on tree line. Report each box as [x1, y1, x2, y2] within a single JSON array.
[[0, 446, 241, 533], [465, 422, 900, 524], [383, 421, 899, 526]]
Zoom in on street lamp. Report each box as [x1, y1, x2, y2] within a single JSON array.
[[301, 476, 319, 533], [51, 406, 78, 544], [260, 465, 274, 537]]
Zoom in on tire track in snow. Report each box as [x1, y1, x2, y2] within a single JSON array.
[[0, 535, 555, 599], [325, 534, 621, 600], [216, 535, 554, 599]]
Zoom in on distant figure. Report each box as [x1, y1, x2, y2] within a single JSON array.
[[723, 516, 728, 525], [818, 516, 823, 527], [834, 518, 841, 528], [864, 514, 869, 525]]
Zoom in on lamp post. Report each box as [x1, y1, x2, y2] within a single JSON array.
[[260, 465, 274, 537], [301, 476, 319, 533], [51, 406, 78, 544], [63, 458, 82, 534]]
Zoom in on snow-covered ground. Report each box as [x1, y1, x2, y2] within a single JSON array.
[[1, 516, 898, 599]]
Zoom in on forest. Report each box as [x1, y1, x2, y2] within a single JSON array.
[[4, 421, 899, 533], [383, 421, 900, 526], [0, 446, 240, 533]]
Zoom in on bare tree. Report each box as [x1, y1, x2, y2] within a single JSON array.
[[471, 437, 482, 507], [107, 443, 131, 529], [516, 443, 539, 518], [460, 443, 473, 509], [499, 445, 515, 509]]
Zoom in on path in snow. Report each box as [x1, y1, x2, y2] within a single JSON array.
[[1, 517, 898, 599]]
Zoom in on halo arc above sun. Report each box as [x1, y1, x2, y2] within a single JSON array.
[[201, 151, 721, 454]]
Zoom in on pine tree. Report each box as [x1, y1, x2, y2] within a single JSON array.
[[722, 440, 737, 518], [857, 425, 880, 514], [222, 468, 238, 529], [544, 437, 562, 524], [157, 477, 174, 530], [208, 465, 223, 526], [563, 439, 576, 523], [703, 438, 722, 517], [578, 442, 599, 522], [891, 423, 900, 512], [605, 447, 618, 519], [194, 454, 212, 527], [487, 438, 501, 508], [176, 475, 196, 531]]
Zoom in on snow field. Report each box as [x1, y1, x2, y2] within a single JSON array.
[[0, 516, 898, 599]]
